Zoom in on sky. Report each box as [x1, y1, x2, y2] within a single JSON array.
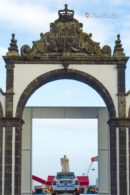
[[0, 0, 130, 186]]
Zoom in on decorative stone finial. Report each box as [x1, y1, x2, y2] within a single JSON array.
[[117, 34, 120, 40], [58, 4, 74, 21], [113, 34, 125, 57], [6, 34, 19, 56]]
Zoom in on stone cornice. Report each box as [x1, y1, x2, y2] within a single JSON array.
[[108, 118, 130, 128], [3, 55, 129, 65], [0, 117, 24, 127]]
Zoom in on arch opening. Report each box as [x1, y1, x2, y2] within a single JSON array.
[[27, 79, 105, 107], [32, 118, 98, 187], [20, 69, 112, 194]]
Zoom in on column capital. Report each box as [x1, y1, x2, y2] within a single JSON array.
[[108, 118, 130, 128], [116, 59, 128, 68], [0, 117, 24, 127]]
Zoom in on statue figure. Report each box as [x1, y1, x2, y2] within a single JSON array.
[[61, 155, 70, 172]]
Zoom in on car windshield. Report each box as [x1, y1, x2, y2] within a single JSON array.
[[56, 172, 75, 179]]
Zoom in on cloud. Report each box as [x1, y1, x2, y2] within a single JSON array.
[[0, 0, 129, 55], [122, 34, 130, 56], [109, 0, 130, 6], [0, 46, 7, 56], [120, 15, 130, 55], [77, 15, 116, 46], [0, 0, 128, 56], [0, 0, 118, 46], [0, 0, 57, 33], [63, 88, 74, 97]]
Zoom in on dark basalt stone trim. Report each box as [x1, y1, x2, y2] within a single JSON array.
[[15, 127, 22, 195], [15, 68, 116, 119], [128, 107, 130, 117], [0, 126, 2, 195], [3, 56, 129, 65], [117, 66, 125, 93], [128, 108, 130, 195], [0, 102, 3, 195], [0, 102, 3, 118], [109, 127, 117, 195], [116, 49, 128, 195], [108, 118, 130, 128], [119, 127, 127, 195], [6, 64, 14, 117], [4, 127, 12, 195], [117, 61, 126, 118], [116, 60, 127, 68], [0, 118, 24, 127]]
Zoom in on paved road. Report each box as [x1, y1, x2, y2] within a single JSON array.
[[35, 193, 98, 195], [33, 194, 98, 195]]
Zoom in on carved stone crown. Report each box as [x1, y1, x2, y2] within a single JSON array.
[[58, 4, 74, 21]]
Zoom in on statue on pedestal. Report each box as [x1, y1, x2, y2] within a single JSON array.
[[61, 155, 70, 172]]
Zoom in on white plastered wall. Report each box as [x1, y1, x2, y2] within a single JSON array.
[[13, 64, 62, 116], [126, 94, 130, 117], [69, 64, 118, 114], [0, 92, 5, 116], [13, 64, 118, 117]]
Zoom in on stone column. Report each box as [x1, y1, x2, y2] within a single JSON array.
[[4, 58, 15, 195], [129, 126, 130, 195], [0, 101, 4, 195], [0, 118, 24, 195], [0, 127, 3, 195], [119, 127, 127, 194], [108, 118, 130, 195], [109, 126, 117, 195], [116, 60, 129, 195], [98, 108, 110, 195], [21, 108, 32, 195]]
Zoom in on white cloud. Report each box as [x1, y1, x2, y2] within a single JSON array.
[[0, 0, 57, 33], [0, 0, 129, 61], [120, 15, 130, 55], [77, 15, 115, 46], [63, 88, 73, 97], [0, 46, 7, 56], [122, 34, 130, 56], [109, 0, 130, 6], [0, 0, 127, 54], [0, 0, 117, 46]]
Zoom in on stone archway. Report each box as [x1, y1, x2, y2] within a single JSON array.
[[0, 4, 130, 195]]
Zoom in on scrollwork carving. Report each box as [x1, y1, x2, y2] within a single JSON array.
[[102, 45, 111, 57], [21, 45, 31, 58]]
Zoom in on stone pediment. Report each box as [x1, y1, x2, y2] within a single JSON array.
[[5, 4, 126, 61], [20, 5, 111, 60]]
